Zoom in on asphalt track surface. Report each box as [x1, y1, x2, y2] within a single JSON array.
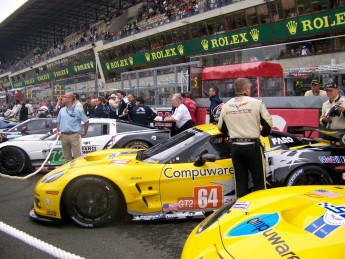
[[0, 173, 201, 259]]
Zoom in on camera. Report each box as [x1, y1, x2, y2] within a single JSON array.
[[327, 105, 341, 117]]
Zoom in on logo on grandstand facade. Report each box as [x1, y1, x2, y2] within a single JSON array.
[[90, 61, 94, 68], [201, 39, 209, 50], [249, 29, 259, 42], [106, 63, 110, 70], [286, 21, 298, 35], [177, 45, 184, 55], [145, 53, 151, 62], [128, 57, 134, 65]]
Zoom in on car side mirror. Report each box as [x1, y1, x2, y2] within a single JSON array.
[[194, 153, 217, 167]]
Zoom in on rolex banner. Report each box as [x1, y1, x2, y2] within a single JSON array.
[[5, 60, 95, 88], [102, 7, 345, 72]]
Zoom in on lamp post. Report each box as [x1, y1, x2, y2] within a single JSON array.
[[95, 52, 99, 97]]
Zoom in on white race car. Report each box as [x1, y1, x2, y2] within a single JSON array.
[[0, 118, 169, 175]]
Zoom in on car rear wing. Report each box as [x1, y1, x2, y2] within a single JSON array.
[[287, 126, 345, 146]]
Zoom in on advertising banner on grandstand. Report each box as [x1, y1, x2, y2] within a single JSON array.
[[9, 60, 95, 88], [101, 7, 345, 72]]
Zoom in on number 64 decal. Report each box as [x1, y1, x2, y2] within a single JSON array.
[[194, 185, 223, 209]]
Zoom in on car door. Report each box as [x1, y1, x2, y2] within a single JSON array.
[[159, 134, 235, 217], [48, 122, 111, 165], [81, 122, 111, 155]]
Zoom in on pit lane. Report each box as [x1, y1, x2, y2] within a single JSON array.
[[0, 173, 199, 259]]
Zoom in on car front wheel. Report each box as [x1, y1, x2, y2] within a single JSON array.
[[0, 147, 31, 175], [64, 176, 122, 228], [286, 165, 333, 186]]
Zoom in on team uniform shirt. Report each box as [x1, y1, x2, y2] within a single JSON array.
[[320, 95, 345, 129], [183, 98, 197, 123], [56, 104, 89, 133], [218, 96, 272, 139], [129, 105, 157, 126], [304, 90, 327, 96], [172, 104, 192, 129]]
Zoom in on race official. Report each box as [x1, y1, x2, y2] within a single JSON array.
[[218, 78, 272, 198], [320, 83, 345, 129], [56, 92, 89, 162]]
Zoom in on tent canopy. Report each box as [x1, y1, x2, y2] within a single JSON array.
[[202, 62, 284, 81]]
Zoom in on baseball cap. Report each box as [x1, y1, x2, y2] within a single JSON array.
[[110, 94, 116, 98], [311, 79, 320, 85], [325, 83, 338, 90]]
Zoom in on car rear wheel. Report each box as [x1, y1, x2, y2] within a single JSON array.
[[64, 176, 122, 228], [0, 147, 31, 175], [286, 165, 333, 186], [125, 140, 151, 149]]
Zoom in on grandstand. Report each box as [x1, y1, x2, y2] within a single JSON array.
[[0, 0, 345, 112]]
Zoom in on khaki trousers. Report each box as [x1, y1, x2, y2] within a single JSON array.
[[60, 133, 81, 162]]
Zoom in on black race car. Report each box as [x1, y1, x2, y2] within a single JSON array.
[[266, 126, 345, 187]]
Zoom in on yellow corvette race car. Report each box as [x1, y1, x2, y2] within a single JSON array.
[[181, 185, 345, 259], [30, 124, 320, 228]]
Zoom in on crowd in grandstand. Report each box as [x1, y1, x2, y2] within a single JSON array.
[[0, 0, 237, 74]]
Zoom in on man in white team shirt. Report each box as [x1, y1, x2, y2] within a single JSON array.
[[164, 93, 195, 136]]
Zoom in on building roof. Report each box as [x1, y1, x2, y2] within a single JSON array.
[[0, 0, 136, 62]]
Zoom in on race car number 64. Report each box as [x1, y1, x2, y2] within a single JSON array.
[[194, 185, 223, 209]]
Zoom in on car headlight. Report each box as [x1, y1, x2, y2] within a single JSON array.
[[41, 170, 66, 183], [197, 201, 236, 234]]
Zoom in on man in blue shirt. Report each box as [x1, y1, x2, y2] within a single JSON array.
[[56, 92, 89, 162]]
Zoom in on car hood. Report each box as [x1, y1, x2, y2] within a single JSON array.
[[219, 186, 345, 258], [56, 148, 140, 171]]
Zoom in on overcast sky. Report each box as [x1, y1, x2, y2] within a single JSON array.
[[0, 0, 28, 23]]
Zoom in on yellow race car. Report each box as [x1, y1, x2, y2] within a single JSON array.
[[181, 185, 345, 259], [29, 124, 319, 228]]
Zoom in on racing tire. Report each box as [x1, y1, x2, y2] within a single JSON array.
[[124, 140, 151, 149], [64, 177, 122, 228], [286, 166, 333, 186], [0, 147, 31, 175]]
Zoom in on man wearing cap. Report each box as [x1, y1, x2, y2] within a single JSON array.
[[320, 83, 345, 129], [305, 80, 326, 96]]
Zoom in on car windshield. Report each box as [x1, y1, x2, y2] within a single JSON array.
[[138, 128, 209, 163]]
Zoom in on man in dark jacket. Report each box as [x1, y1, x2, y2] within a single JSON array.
[[209, 86, 223, 123], [129, 97, 156, 126], [91, 97, 103, 118], [19, 101, 29, 122]]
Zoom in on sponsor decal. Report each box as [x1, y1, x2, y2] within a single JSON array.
[[262, 229, 300, 258], [177, 198, 194, 210], [305, 202, 345, 238], [110, 160, 130, 165], [287, 169, 303, 186], [47, 210, 57, 216], [82, 146, 97, 154], [227, 213, 280, 237], [163, 203, 178, 211], [271, 137, 294, 146], [45, 198, 50, 208], [305, 189, 342, 199], [194, 185, 223, 209], [232, 201, 251, 210], [164, 167, 234, 180], [318, 156, 345, 163]]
